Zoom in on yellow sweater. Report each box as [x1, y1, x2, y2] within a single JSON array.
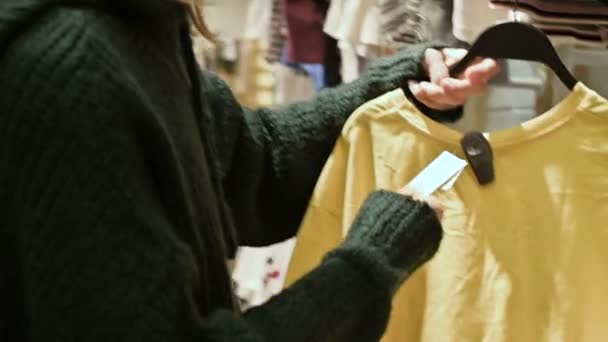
[[286, 83, 608, 342]]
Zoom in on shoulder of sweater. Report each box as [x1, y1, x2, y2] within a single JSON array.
[[3, 5, 139, 91], [0, 8, 161, 180], [2, 6, 148, 129], [199, 70, 241, 108], [198, 69, 250, 129]]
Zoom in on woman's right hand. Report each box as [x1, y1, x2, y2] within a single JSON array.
[[397, 186, 444, 221], [336, 190, 444, 295]]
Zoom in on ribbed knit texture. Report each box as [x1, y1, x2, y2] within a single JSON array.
[[0, 1, 451, 341], [335, 191, 443, 295]]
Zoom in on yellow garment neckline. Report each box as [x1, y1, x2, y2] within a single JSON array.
[[394, 82, 592, 150]]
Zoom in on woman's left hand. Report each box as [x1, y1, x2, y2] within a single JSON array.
[[409, 48, 500, 110]]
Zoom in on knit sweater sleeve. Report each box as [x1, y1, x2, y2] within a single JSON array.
[[0, 7, 451, 341], [5, 87, 439, 342], [208, 43, 459, 246], [2, 22, 442, 341]]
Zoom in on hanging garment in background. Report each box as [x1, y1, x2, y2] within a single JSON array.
[[233, 239, 297, 310], [378, 0, 425, 45], [535, 22, 608, 47], [452, 0, 512, 43], [489, 0, 608, 47], [232, 40, 276, 108], [266, 0, 341, 87], [280, 47, 327, 90], [265, 0, 286, 63], [337, 40, 372, 83], [357, 0, 383, 52], [379, 0, 459, 47], [203, 0, 251, 39], [490, 0, 608, 22], [284, 0, 330, 63], [323, 0, 370, 46], [282, 59, 325, 91], [272, 62, 317, 104], [244, 0, 273, 40], [326, 0, 457, 82], [323, 0, 382, 82], [418, 0, 459, 45], [286, 84, 608, 342], [323, 0, 383, 56]]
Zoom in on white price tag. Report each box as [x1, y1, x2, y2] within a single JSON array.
[[405, 151, 468, 197]]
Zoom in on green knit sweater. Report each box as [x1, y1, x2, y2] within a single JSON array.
[[0, 1, 455, 340]]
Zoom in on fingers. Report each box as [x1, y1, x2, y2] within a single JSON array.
[[398, 185, 416, 197], [398, 188, 444, 220], [439, 77, 487, 100], [465, 58, 500, 86], [409, 80, 464, 110], [408, 81, 450, 110], [425, 195, 444, 220], [419, 81, 463, 107], [441, 48, 500, 83], [424, 48, 449, 84], [411, 193, 443, 220]]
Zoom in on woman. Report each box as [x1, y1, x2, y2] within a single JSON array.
[[0, 0, 497, 340]]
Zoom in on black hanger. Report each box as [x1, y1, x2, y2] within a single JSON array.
[[449, 21, 578, 90]]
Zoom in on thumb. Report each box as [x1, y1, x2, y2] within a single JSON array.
[[397, 187, 443, 219], [397, 185, 419, 198], [424, 48, 449, 84], [425, 195, 444, 220]]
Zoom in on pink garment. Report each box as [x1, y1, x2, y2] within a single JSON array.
[[284, 0, 329, 63]]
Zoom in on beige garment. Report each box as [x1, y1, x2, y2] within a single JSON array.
[[203, 0, 250, 39], [243, 0, 273, 40], [358, 0, 382, 47], [324, 0, 382, 56], [230, 40, 275, 108], [452, 0, 512, 43], [337, 40, 365, 83], [337, 40, 381, 83], [325, 0, 383, 82], [287, 84, 608, 342], [324, 0, 363, 42], [273, 64, 317, 105]]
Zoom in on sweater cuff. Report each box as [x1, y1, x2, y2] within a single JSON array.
[[366, 42, 448, 85], [345, 190, 442, 256], [324, 245, 403, 297], [366, 42, 464, 123], [328, 190, 443, 295]]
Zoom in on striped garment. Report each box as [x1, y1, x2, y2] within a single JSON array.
[[378, 0, 426, 46], [491, 0, 608, 20], [265, 0, 286, 63]]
